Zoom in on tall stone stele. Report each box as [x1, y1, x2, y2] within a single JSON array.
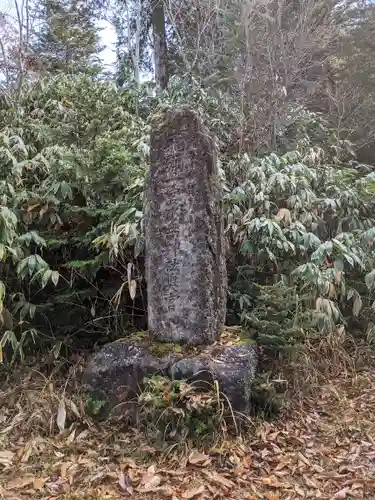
[[145, 106, 227, 345], [83, 107, 257, 419]]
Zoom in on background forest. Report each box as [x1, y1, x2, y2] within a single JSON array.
[[0, 0, 375, 366]]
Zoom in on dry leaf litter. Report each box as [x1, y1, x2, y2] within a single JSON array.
[[0, 364, 374, 499]]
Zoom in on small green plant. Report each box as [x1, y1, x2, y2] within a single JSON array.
[[138, 375, 234, 449], [84, 395, 107, 416]]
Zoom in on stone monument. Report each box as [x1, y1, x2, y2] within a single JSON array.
[[145, 105, 227, 345], [83, 106, 257, 419]]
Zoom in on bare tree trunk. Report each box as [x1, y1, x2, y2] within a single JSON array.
[[125, 0, 141, 85], [134, 0, 141, 85], [14, 0, 25, 90], [151, 0, 168, 90], [0, 38, 10, 85]]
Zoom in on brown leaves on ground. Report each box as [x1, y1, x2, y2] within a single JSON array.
[[0, 368, 375, 499]]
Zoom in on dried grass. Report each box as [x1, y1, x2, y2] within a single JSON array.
[[0, 343, 374, 499]]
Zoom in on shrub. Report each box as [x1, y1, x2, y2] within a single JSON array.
[[138, 375, 235, 447], [1, 74, 375, 366]]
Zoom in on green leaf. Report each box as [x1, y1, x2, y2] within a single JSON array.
[[42, 269, 52, 289], [325, 240, 333, 255], [344, 254, 354, 267], [365, 270, 375, 290], [60, 181, 73, 200], [29, 303, 36, 319], [0, 244, 6, 261], [17, 257, 30, 278], [28, 255, 37, 274], [51, 271, 59, 286], [334, 259, 344, 272], [353, 295, 363, 317]]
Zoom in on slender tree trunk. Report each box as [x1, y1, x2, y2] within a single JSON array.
[[14, 0, 24, 90], [134, 0, 141, 85], [151, 0, 168, 90], [125, 0, 141, 86]]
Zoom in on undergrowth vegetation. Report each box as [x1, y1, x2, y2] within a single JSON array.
[[138, 376, 234, 449], [0, 75, 374, 441], [0, 76, 148, 359], [2, 360, 374, 498], [1, 75, 374, 371]]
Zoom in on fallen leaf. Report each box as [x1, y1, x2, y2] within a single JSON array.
[[67, 464, 78, 485], [262, 476, 284, 488], [138, 445, 156, 454], [66, 429, 76, 445], [275, 461, 288, 471], [332, 487, 351, 499], [151, 485, 175, 496], [60, 462, 70, 480], [206, 482, 220, 495], [76, 430, 90, 441], [243, 455, 253, 468], [161, 468, 186, 477], [88, 470, 109, 486], [33, 477, 48, 490], [0, 450, 14, 467], [21, 443, 33, 463], [188, 450, 210, 466], [69, 400, 81, 419], [298, 452, 311, 466], [350, 482, 364, 490], [294, 485, 305, 497], [122, 457, 138, 469], [304, 475, 320, 488], [119, 472, 133, 495], [146, 464, 156, 475], [136, 468, 162, 492], [57, 399, 66, 432], [233, 465, 245, 476], [6, 477, 35, 490], [203, 470, 234, 490], [312, 464, 325, 473], [127, 468, 140, 483], [182, 484, 205, 499], [268, 431, 280, 441]]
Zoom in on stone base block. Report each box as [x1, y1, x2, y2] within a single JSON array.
[[83, 336, 258, 419]]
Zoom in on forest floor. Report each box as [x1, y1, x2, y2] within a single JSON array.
[[0, 360, 375, 500]]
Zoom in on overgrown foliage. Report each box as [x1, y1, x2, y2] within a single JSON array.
[[0, 75, 148, 359], [1, 2, 375, 496], [224, 120, 375, 350], [1, 73, 375, 364]]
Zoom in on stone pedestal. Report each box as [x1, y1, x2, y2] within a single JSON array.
[[83, 339, 257, 419]]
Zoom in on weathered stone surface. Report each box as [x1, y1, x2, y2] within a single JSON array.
[[83, 340, 258, 416], [83, 342, 170, 418], [145, 105, 227, 345], [170, 344, 258, 413]]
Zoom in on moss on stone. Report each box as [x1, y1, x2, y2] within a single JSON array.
[[115, 327, 255, 358], [116, 331, 199, 358], [220, 325, 256, 346]]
